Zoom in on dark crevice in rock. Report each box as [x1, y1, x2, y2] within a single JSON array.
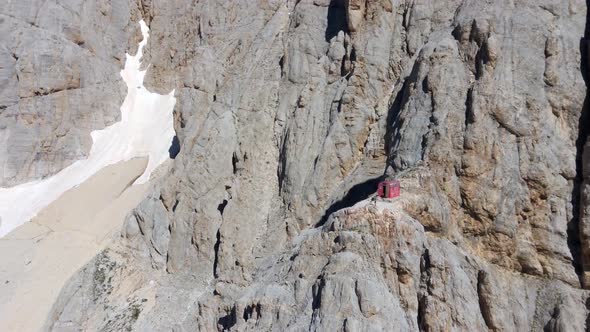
[[213, 229, 221, 278], [279, 55, 285, 77], [451, 24, 462, 42], [232, 152, 239, 174], [231, 152, 240, 174], [570, 7, 590, 284], [417, 249, 432, 331], [217, 200, 228, 216], [384, 78, 410, 165], [168, 135, 180, 159], [277, 128, 290, 192], [421, 88, 436, 162], [543, 306, 561, 332], [421, 76, 429, 94], [197, 18, 203, 40], [349, 46, 356, 65], [353, 280, 363, 314], [311, 276, 325, 310], [420, 248, 431, 275], [335, 96, 344, 113], [316, 176, 383, 227], [420, 129, 429, 162], [464, 87, 474, 126], [402, 3, 410, 30], [585, 297, 590, 330], [243, 305, 253, 321], [32, 85, 80, 97], [217, 307, 237, 331], [417, 294, 427, 331], [473, 40, 489, 81], [313, 155, 319, 169], [325, 0, 348, 42], [343, 318, 353, 331], [225, 186, 233, 201], [572, 135, 586, 279], [419, 249, 432, 290], [243, 303, 262, 322]]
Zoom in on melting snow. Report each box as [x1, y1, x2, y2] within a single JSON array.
[[0, 20, 176, 237]]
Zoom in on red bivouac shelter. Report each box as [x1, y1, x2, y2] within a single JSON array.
[[377, 180, 400, 199]]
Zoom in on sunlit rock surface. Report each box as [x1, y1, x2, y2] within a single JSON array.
[[0, 20, 175, 237], [2, 0, 590, 331]]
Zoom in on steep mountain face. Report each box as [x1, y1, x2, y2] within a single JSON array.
[[4, 0, 590, 331], [0, 0, 144, 186]]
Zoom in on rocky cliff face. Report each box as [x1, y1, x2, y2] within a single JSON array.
[[0, 0, 144, 186], [5, 0, 590, 331]]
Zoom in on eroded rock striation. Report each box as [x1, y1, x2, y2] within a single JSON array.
[[5, 0, 590, 331], [0, 0, 146, 186]]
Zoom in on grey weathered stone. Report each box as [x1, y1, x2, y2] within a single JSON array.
[[4, 0, 589, 330], [0, 0, 145, 186]]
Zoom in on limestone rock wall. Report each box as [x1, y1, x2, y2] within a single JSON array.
[[50, 174, 590, 331], [0, 0, 145, 186], [37, 0, 590, 330], [388, 0, 586, 286]]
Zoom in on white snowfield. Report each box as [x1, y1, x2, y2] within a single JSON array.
[[0, 20, 176, 237]]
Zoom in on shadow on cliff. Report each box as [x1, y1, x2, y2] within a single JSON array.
[[315, 0, 379, 227], [384, 57, 423, 170], [168, 135, 180, 159], [325, 0, 348, 42], [384, 79, 410, 169], [568, 1, 590, 284], [316, 176, 383, 227]]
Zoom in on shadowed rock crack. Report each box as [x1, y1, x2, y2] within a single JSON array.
[[316, 176, 383, 226]]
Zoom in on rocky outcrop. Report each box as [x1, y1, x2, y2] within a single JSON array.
[[49, 180, 590, 330], [0, 0, 145, 186], [388, 0, 587, 287], [17, 0, 590, 330]]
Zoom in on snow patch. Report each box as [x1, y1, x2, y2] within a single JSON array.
[[0, 20, 176, 237]]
